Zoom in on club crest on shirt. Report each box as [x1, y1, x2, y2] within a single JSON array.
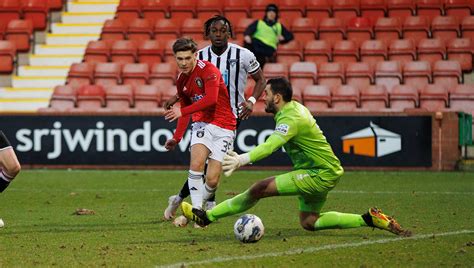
[[228, 59, 238, 67], [195, 77, 203, 88], [275, 124, 290, 135]]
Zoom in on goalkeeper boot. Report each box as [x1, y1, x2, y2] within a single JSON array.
[[363, 207, 412, 237], [164, 195, 182, 220], [180, 202, 212, 227]]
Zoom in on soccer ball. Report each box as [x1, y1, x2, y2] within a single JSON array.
[[233, 214, 264, 243]]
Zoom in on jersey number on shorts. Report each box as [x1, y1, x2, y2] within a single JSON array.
[[221, 140, 231, 153]]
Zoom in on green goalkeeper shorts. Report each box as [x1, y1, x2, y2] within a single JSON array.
[[275, 169, 341, 213]]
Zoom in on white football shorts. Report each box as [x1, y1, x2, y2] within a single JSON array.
[[190, 122, 235, 162]]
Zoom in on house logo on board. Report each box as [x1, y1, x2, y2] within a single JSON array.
[[341, 122, 401, 158]]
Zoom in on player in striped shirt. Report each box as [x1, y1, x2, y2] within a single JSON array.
[[0, 131, 21, 228], [164, 16, 266, 221]]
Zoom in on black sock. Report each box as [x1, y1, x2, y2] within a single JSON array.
[[208, 194, 215, 202], [0, 179, 10, 193], [178, 180, 190, 199], [361, 212, 374, 227]]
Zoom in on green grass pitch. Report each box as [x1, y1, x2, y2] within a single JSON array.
[[0, 170, 473, 267]]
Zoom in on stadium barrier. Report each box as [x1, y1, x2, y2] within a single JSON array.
[[0, 111, 462, 170]]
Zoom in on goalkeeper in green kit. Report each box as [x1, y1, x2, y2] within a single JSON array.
[[182, 77, 411, 236]]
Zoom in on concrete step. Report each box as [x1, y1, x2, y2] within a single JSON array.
[[29, 54, 83, 66], [51, 23, 103, 34], [61, 12, 114, 23], [35, 44, 86, 55], [46, 33, 100, 45], [0, 87, 53, 99], [12, 76, 66, 88], [18, 66, 69, 77], [67, 2, 118, 13], [0, 98, 50, 112]]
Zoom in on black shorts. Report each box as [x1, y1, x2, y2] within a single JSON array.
[[0, 131, 12, 149]]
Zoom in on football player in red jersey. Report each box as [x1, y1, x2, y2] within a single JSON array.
[[164, 38, 236, 216]]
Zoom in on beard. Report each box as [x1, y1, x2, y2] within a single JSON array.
[[265, 101, 277, 114]]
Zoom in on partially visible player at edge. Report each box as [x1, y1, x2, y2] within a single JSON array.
[[164, 37, 237, 216], [182, 77, 412, 237], [163, 16, 266, 220], [0, 131, 21, 227]]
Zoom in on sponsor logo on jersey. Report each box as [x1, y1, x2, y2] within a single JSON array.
[[195, 77, 203, 88], [275, 124, 289, 135], [191, 94, 204, 102], [228, 59, 238, 67]]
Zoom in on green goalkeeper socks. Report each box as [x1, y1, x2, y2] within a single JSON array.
[[314, 211, 367, 230], [207, 190, 257, 222]]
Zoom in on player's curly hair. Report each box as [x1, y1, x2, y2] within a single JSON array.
[[204, 15, 234, 38]]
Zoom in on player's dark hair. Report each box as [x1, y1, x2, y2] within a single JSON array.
[[172, 37, 198, 54], [204, 15, 234, 38], [267, 77, 293, 102]]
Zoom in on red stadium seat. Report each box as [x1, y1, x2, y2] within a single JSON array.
[[263, 63, 288, 79], [276, 40, 303, 66], [133, 84, 162, 110], [289, 62, 317, 90], [196, 0, 223, 21], [387, 0, 415, 20], [234, 18, 254, 44], [304, 40, 331, 64], [128, 18, 154, 42], [21, 0, 48, 30], [332, 40, 359, 65], [345, 62, 374, 91], [417, 38, 446, 67], [0, 0, 22, 29], [76, 85, 106, 110], [84, 40, 110, 64], [461, 16, 474, 42], [388, 39, 416, 66], [374, 17, 402, 45], [302, 85, 331, 112], [403, 16, 430, 44], [346, 17, 373, 46], [115, 0, 141, 24], [318, 18, 346, 46], [169, 0, 196, 24], [122, 63, 150, 87], [105, 85, 134, 110], [416, 0, 443, 19], [360, 40, 387, 67], [432, 60, 462, 90], [5, 19, 33, 52], [181, 18, 205, 40], [389, 84, 418, 110], [431, 16, 461, 45], [291, 18, 318, 46], [445, 0, 471, 19], [331, 85, 360, 111], [250, 0, 279, 19], [403, 61, 432, 93], [375, 61, 402, 92], [279, 0, 305, 26], [361, 0, 387, 24], [306, 0, 331, 19], [47, 0, 63, 10], [138, 40, 164, 68], [332, 0, 360, 20], [153, 19, 180, 42], [67, 62, 94, 90], [447, 38, 472, 72], [159, 85, 178, 104], [94, 63, 122, 87], [0, 40, 16, 73], [149, 62, 177, 88], [360, 85, 389, 111], [141, 0, 169, 22], [223, 0, 250, 25], [449, 84, 474, 114], [163, 39, 176, 63], [317, 62, 345, 89], [48, 85, 76, 111], [101, 19, 127, 41], [419, 84, 449, 111], [111, 40, 138, 64]]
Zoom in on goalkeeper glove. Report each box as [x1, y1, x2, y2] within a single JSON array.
[[222, 151, 250, 177]]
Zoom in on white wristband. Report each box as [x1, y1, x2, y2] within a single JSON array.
[[247, 96, 256, 105]]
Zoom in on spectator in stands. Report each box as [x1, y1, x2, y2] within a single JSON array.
[[244, 3, 294, 68], [0, 131, 21, 227], [181, 77, 411, 238], [164, 38, 236, 220], [163, 16, 266, 223]]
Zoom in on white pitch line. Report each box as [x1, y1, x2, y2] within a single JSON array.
[[158, 230, 474, 268]]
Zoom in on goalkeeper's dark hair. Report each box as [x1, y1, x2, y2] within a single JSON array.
[[204, 15, 234, 38], [267, 77, 293, 102]]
